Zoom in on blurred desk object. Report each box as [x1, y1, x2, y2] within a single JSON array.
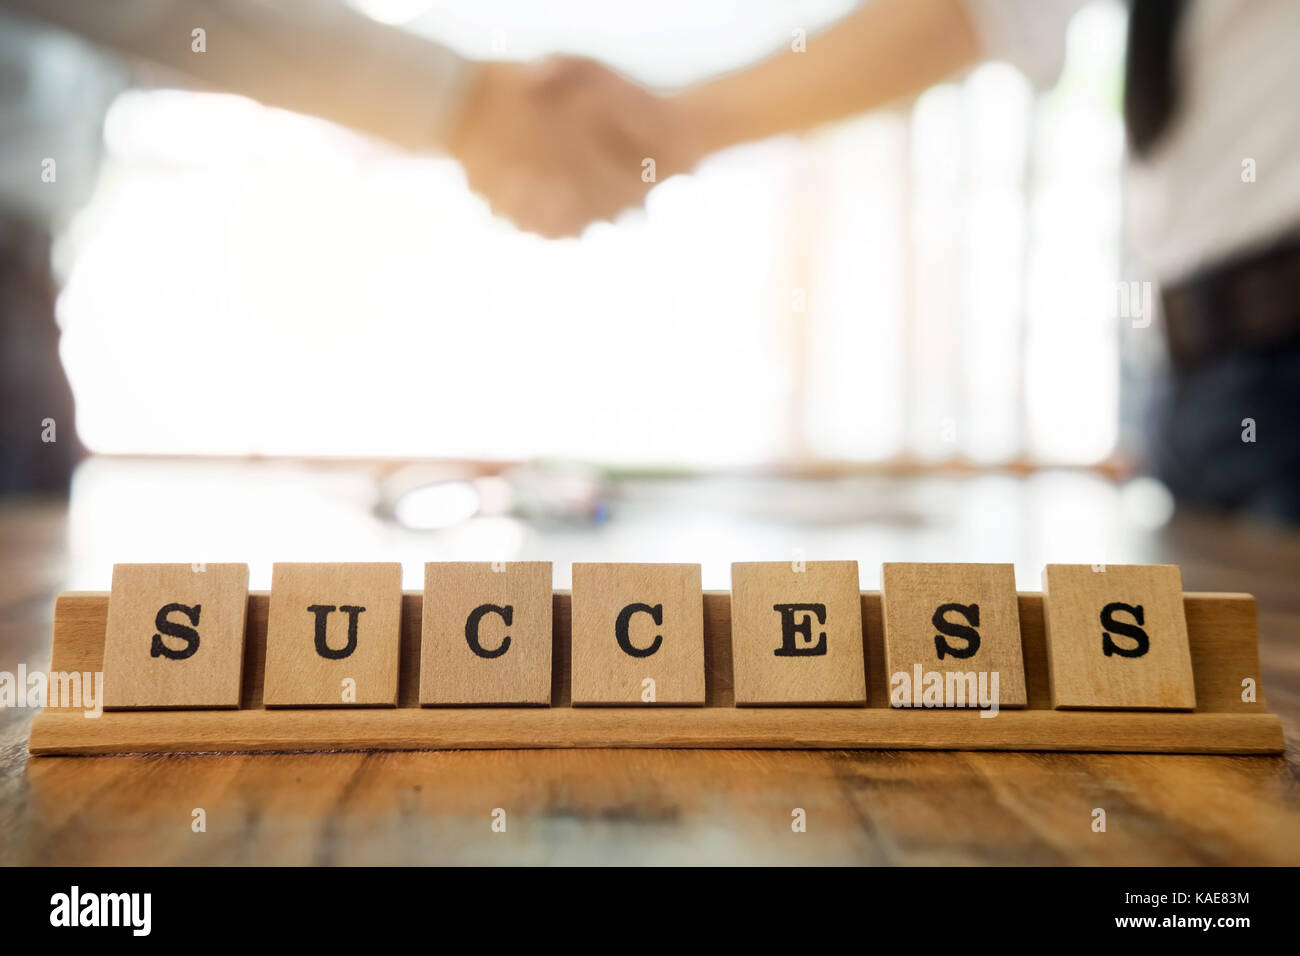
[[1, 459, 1298, 864]]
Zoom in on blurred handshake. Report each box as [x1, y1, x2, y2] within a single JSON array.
[[1, 0, 970, 239], [444, 58, 704, 239]]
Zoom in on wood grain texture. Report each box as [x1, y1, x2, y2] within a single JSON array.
[[102, 562, 248, 709], [420, 562, 552, 705], [881, 563, 1027, 708], [28, 590, 1282, 754], [1042, 564, 1196, 710], [731, 561, 866, 705], [5, 491, 1300, 866]]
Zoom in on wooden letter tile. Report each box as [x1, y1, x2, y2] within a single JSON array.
[[420, 561, 553, 705], [1042, 564, 1196, 710], [103, 563, 250, 709], [263, 562, 402, 707], [881, 563, 1027, 708], [570, 563, 705, 705], [730, 561, 866, 705]]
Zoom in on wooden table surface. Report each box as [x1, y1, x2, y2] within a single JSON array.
[[3, 477, 1299, 866]]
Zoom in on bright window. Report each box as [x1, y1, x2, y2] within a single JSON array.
[[57, 0, 1126, 466]]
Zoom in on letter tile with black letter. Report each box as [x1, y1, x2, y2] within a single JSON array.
[[1042, 564, 1195, 710], [263, 563, 402, 707], [730, 561, 866, 705]]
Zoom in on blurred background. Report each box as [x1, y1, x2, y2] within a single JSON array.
[[2, 0, 1283, 594], [59, 0, 1129, 466]]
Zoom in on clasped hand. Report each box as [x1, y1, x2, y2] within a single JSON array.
[[447, 58, 697, 239]]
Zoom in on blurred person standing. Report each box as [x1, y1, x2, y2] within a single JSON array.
[[1121, 0, 1300, 521], [0, 14, 121, 492]]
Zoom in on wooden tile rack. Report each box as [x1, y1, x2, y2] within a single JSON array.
[[27, 590, 1283, 755]]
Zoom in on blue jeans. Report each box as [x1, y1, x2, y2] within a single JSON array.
[[1146, 344, 1300, 523]]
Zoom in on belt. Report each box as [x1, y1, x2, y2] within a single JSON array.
[[1162, 232, 1300, 368]]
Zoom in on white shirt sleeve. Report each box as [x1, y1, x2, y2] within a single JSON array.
[[959, 0, 1092, 88], [0, 0, 472, 151]]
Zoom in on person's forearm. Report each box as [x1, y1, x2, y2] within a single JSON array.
[[0, 0, 473, 151], [675, 0, 980, 161]]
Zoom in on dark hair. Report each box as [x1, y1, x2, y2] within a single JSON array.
[[1122, 0, 1189, 158]]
